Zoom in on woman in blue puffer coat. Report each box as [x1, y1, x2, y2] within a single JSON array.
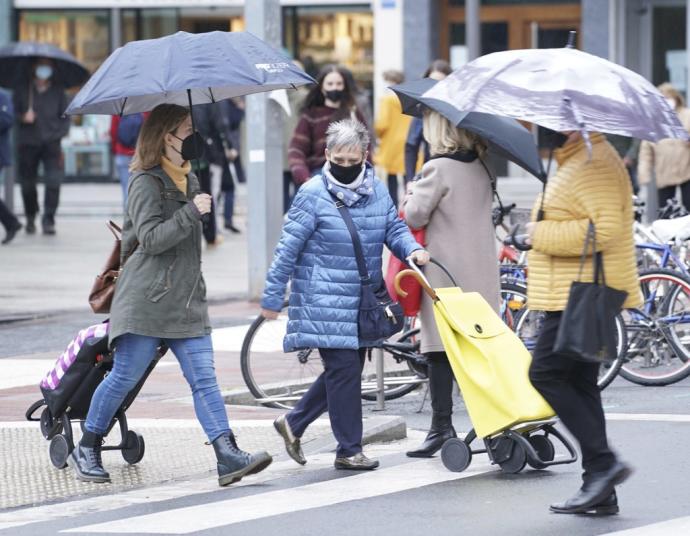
[[263, 118, 429, 471]]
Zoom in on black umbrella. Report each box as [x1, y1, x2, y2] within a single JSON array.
[[0, 41, 90, 89], [391, 78, 545, 181]]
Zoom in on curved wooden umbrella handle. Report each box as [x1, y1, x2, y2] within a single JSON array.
[[394, 269, 438, 301]]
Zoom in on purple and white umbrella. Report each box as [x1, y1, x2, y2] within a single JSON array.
[[424, 47, 688, 142]]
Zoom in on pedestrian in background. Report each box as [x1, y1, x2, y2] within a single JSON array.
[[638, 83, 690, 212], [606, 134, 640, 194], [0, 88, 22, 245], [288, 64, 369, 187], [70, 104, 272, 486], [403, 111, 500, 458], [374, 69, 410, 207], [282, 61, 309, 212], [525, 131, 640, 514], [404, 60, 452, 182], [13, 57, 71, 235], [111, 112, 146, 209], [265, 119, 428, 471]]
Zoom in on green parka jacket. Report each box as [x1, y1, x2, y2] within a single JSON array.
[[108, 166, 211, 345]]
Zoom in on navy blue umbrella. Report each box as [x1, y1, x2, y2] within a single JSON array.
[[66, 31, 315, 116], [0, 41, 89, 89], [391, 78, 545, 181]]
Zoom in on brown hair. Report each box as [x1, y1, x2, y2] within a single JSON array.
[[383, 69, 404, 85], [129, 104, 189, 171], [423, 59, 452, 78], [423, 111, 487, 158], [658, 82, 685, 109]]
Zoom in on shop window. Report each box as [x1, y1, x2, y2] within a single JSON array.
[[449, 22, 508, 67], [282, 7, 374, 95]]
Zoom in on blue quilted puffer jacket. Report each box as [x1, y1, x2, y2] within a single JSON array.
[[261, 167, 423, 351]]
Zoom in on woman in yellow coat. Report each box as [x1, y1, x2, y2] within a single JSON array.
[[374, 70, 412, 207], [525, 131, 641, 515]]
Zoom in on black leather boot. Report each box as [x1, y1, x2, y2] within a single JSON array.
[[550, 461, 632, 514], [407, 352, 456, 458], [212, 431, 273, 487], [406, 414, 457, 458], [70, 430, 111, 483]]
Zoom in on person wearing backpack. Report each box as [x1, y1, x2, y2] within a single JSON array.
[[110, 112, 146, 208]]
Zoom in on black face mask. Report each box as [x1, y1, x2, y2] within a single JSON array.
[[329, 161, 363, 184], [172, 131, 206, 161], [324, 89, 344, 103]]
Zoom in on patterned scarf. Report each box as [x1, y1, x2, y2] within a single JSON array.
[[322, 163, 376, 207]]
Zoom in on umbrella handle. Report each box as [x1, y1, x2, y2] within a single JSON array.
[[394, 269, 438, 301]]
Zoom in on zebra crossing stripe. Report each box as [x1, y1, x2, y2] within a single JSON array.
[[62, 458, 495, 534], [601, 516, 690, 535]]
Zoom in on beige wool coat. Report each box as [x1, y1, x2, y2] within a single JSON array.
[[638, 107, 690, 189], [403, 156, 501, 353]]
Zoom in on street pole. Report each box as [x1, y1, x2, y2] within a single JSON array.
[[0, 0, 14, 211], [466, 0, 481, 61], [244, 0, 284, 300]]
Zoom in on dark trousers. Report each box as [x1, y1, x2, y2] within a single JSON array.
[[197, 166, 217, 244], [283, 171, 294, 214], [18, 140, 63, 224], [0, 198, 20, 232], [658, 181, 690, 213], [427, 351, 454, 419], [528, 311, 616, 482], [287, 348, 366, 458], [387, 173, 399, 208]]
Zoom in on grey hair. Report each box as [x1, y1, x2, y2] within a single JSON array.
[[325, 118, 370, 154]]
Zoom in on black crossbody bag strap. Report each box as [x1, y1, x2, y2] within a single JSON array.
[[333, 200, 371, 283]]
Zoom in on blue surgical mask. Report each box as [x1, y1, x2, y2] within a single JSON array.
[[35, 65, 53, 80]]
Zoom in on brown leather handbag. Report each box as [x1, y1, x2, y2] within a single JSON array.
[[88, 221, 138, 314]]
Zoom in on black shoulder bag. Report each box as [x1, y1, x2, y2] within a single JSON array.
[[554, 222, 628, 363], [331, 197, 405, 341]]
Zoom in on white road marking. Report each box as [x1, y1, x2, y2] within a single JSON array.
[[601, 516, 690, 535], [211, 323, 280, 352], [62, 457, 495, 534], [606, 413, 690, 423], [0, 359, 177, 390]]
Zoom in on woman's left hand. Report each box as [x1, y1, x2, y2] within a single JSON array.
[[525, 222, 537, 245], [409, 249, 431, 265]]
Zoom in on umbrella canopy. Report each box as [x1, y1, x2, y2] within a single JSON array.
[[0, 41, 90, 89], [423, 47, 688, 142], [66, 31, 315, 116], [392, 78, 544, 180]]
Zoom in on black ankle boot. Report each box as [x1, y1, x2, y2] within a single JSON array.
[[212, 431, 273, 486], [406, 414, 457, 458], [70, 431, 110, 483]]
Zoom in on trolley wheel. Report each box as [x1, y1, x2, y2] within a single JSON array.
[[40, 408, 62, 440], [49, 434, 71, 469], [440, 438, 472, 473], [492, 436, 527, 474], [122, 431, 145, 465], [526, 435, 555, 470]]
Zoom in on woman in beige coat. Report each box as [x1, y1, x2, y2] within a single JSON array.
[[402, 111, 500, 457], [638, 83, 690, 211]]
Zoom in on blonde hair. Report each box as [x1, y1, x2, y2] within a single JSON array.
[[423, 111, 487, 158], [658, 82, 685, 109], [129, 104, 189, 171]]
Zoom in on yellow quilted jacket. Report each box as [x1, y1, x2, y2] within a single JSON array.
[[528, 133, 642, 311], [374, 93, 412, 174]]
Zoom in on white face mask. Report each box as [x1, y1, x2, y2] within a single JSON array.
[[35, 65, 53, 80], [666, 98, 677, 110]]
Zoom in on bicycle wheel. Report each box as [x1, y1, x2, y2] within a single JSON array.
[[512, 304, 626, 391], [240, 304, 426, 409], [619, 269, 690, 386], [500, 282, 528, 330], [361, 326, 427, 401]]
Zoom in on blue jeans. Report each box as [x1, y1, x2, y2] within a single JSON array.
[[84, 333, 230, 443], [115, 154, 133, 210]]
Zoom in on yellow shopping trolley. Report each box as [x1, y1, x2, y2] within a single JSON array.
[[395, 259, 577, 474]]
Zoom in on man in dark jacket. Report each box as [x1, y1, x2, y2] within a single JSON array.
[[13, 58, 71, 235], [0, 88, 22, 244]]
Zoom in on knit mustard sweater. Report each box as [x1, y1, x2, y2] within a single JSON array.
[[528, 133, 642, 311]]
